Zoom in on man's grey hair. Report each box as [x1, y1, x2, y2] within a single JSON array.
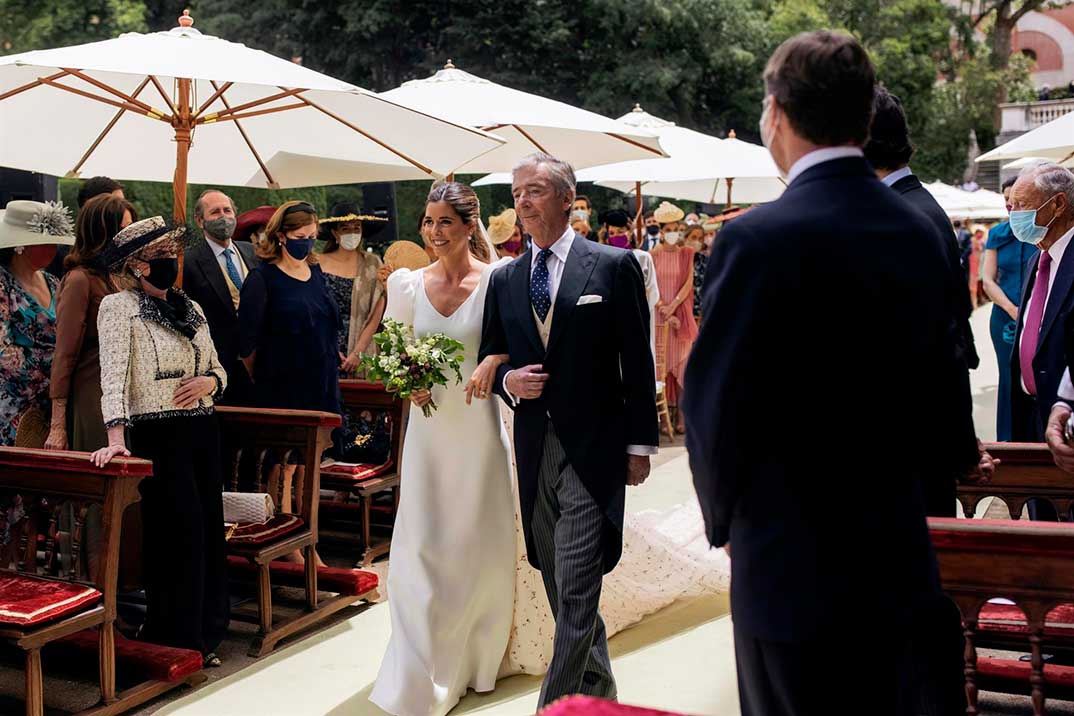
[[194, 189, 236, 219], [512, 152, 577, 199], [1018, 161, 1074, 207]]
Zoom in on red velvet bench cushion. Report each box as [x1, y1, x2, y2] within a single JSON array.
[[541, 696, 691, 715], [977, 656, 1074, 695], [226, 556, 378, 596], [227, 513, 304, 546], [0, 573, 101, 627], [321, 459, 394, 483], [51, 630, 202, 682], [978, 603, 1074, 638]]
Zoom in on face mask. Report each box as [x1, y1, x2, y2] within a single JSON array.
[[570, 209, 589, 224], [25, 244, 57, 270], [203, 216, 236, 243], [646, 225, 660, 237], [704, 234, 715, 247], [664, 231, 681, 245], [339, 233, 363, 251], [145, 258, 178, 290], [1010, 194, 1061, 245], [501, 239, 522, 253], [283, 237, 315, 260], [608, 233, 631, 249]]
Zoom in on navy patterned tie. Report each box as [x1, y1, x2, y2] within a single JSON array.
[[531, 248, 553, 322], [223, 247, 244, 290]]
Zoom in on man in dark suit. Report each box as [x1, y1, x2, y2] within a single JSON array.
[[864, 83, 988, 716], [480, 152, 657, 709], [1010, 162, 1074, 520], [183, 189, 259, 406], [682, 32, 982, 715]]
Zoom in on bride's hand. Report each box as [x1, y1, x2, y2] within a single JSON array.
[[465, 354, 508, 405], [410, 389, 432, 409]]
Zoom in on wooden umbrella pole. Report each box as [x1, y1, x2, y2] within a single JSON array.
[[634, 181, 644, 247], [725, 177, 734, 210], [173, 77, 193, 222]]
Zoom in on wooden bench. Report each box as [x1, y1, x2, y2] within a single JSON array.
[[930, 517, 1074, 715], [215, 406, 378, 657], [0, 446, 204, 716], [319, 380, 408, 565], [958, 442, 1074, 521]]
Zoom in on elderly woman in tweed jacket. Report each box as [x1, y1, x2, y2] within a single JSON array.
[[90, 216, 229, 668]]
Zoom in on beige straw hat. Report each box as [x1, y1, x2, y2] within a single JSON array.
[[653, 201, 684, 224], [384, 240, 431, 271], [487, 208, 518, 246], [0, 200, 75, 249]]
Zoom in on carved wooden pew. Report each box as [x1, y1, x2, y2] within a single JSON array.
[[930, 517, 1074, 715], [0, 446, 204, 716], [958, 442, 1074, 520], [215, 406, 379, 657], [319, 380, 408, 565]]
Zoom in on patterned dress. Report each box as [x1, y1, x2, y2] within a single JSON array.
[[0, 265, 59, 447], [652, 246, 699, 403]]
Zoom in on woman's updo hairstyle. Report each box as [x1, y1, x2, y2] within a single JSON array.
[[424, 181, 490, 263]]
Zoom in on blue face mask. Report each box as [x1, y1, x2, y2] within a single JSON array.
[[1010, 194, 1061, 244], [283, 237, 314, 260]]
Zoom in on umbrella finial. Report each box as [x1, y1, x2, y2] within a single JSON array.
[[728, 129, 736, 139], [632, 103, 643, 113], [178, 9, 194, 27], [444, 59, 456, 69]]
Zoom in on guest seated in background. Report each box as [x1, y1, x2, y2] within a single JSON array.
[[235, 205, 278, 260], [238, 202, 342, 534], [0, 200, 74, 447], [182, 189, 259, 406], [488, 207, 523, 259], [91, 216, 229, 668], [316, 201, 388, 377], [46, 175, 125, 279]]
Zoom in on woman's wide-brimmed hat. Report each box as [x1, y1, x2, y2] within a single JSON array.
[[384, 240, 431, 271], [653, 201, 684, 224], [0, 200, 75, 250], [100, 216, 190, 269], [487, 208, 518, 246], [319, 201, 389, 238], [234, 205, 277, 243]]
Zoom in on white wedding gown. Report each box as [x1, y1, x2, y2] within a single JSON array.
[[371, 257, 731, 715]]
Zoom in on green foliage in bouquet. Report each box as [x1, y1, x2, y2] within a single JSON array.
[[361, 319, 466, 418]]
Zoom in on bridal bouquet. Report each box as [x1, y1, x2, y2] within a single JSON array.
[[361, 319, 466, 418]]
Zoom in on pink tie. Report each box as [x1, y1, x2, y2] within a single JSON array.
[[1020, 250, 1053, 396]]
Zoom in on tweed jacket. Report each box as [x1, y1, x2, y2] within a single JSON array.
[[98, 289, 227, 428]]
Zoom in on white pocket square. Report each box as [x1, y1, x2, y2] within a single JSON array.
[[577, 294, 603, 305]]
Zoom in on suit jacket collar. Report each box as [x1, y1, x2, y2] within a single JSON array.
[[890, 173, 923, 196], [1039, 228, 1074, 348], [509, 249, 545, 355], [546, 235, 597, 357], [191, 241, 234, 313], [786, 155, 874, 191]]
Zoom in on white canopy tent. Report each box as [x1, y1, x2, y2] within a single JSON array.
[[923, 181, 1008, 220], [0, 11, 505, 219], [976, 109, 1074, 166], [379, 62, 665, 174]]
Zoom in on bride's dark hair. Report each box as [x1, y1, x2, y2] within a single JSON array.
[[425, 181, 490, 263]]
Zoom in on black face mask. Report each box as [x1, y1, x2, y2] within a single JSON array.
[[646, 225, 660, 236], [145, 258, 179, 290]]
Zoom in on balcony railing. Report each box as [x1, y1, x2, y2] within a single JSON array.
[[1000, 98, 1074, 134]]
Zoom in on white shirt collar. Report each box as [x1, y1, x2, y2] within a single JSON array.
[[786, 146, 864, 185], [1046, 225, 1074, 265], [531, 225, 575, 266], [207, 237, 234, 259], [881, 166, 914, 187]]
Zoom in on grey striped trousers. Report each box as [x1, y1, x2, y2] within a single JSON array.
[[532, 422, 617, 708]]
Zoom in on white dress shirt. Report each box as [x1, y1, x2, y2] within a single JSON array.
[[785, 146, 865, 185], [504, 225, 657, 456], [209, 237, 248, 280], [880, 166, 913, 187], [1019, 226, 1074, 394]]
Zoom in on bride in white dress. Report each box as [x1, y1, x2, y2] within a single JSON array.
[[371, 181, 730, 716]]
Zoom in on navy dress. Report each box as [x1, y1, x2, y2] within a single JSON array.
[[238, 263, 343, 425], [986, 221, 1036, 441]]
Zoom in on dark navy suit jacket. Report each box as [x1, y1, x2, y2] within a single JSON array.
[[683, 156, 978, 642]]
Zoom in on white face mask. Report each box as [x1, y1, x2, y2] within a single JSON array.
[[663, 231, 681, 245], [340, 233, 362, 251]]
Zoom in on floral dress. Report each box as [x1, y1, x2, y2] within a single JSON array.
[[0, 265, 59, 447]]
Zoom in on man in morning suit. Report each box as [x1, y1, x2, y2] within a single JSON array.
[[480, 152, 658, 709], [682, 31, 983, 715], [183, 189, 259, 406]]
